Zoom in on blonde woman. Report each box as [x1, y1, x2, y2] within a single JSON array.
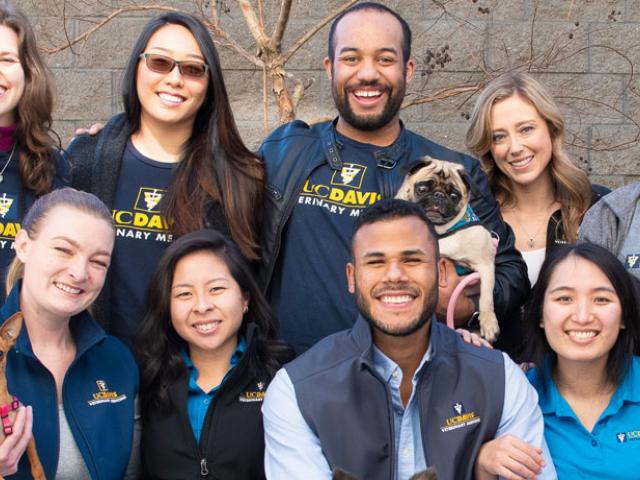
[[466, 72, 608, 285]]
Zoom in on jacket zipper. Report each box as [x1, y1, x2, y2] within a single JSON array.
[[200, 458, 209, 477]]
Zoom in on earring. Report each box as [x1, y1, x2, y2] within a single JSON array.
[[243, 305, 248, 314]]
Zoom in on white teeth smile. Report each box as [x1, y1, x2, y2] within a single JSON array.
[[158, 92, 185, 104], [54, 282, 82, 294], [354, 90, 381, 98], [511, 156, 532, 167], [380, 295, 413, 304], [568, 330, 597, 339], [194, 321, 220, 333]]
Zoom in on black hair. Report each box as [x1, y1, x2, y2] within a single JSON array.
[[120, 12, 263, 260], [524, 242, 639, 387], [136, 229, 291, 416], [328, 2, 412, 62], [353, 199, 439, 255]]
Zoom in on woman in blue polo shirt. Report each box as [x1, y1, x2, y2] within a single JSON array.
[[137, 229, 292, 479], [476, 242, 640, 479]]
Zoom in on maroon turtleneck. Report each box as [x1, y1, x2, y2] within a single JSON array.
[[0, 125, 17, 152]]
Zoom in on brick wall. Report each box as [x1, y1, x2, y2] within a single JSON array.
[[9, 0, 640, 187]]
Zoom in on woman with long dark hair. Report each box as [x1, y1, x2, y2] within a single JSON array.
[[68, 12, 262, 345], [0, 4, 69, 296], [137, 229, 291, 479], [476, 243, 640, 478]]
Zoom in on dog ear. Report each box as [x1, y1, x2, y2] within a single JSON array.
[[0, 313, 23, 344], [406, 157, 433, 176], [332, 468, 359, 480], [410, 468, 438, 480]]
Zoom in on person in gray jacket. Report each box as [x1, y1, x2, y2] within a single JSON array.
[[262, 199, 555, 480], [579, 182, 640, 282]]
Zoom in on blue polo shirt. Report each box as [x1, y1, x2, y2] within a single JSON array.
[[527, 356, 640, 479], [181, 337, 246, 443]]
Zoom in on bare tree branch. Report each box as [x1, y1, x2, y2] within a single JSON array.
[[271, 0, 293, 49], [41, 5, 180, 54], [282, 0, 358, 64], [238, 0, 270, 46], [402, 85, 481, 109]]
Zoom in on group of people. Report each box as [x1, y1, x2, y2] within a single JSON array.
[[0, 1, 638, 479]]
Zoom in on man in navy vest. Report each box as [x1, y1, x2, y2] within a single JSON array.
[[262, 199, 555, 480], [259, 2, 529, 356]]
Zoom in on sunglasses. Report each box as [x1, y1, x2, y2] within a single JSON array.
[[139, 53, 209, 78]]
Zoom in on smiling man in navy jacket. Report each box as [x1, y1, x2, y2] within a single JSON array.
[[262, 199, 555, 480], [258, 2, 528, 355]]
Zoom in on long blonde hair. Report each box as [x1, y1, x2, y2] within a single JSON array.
[[465, 72, 591, 243]]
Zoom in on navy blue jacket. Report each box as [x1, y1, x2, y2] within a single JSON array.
[[2, 285, 138, 480], [259, 119, 529, 350]]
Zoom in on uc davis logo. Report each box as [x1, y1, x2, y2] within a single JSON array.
[[87, 379, 127, 406], [0, 193, 14, 218], [331, 163, 366, 189], [135, 188, 166, 213]]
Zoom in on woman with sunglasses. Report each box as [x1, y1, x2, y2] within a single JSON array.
[[0, 5, 70, 297], [68, 12, 262, 346]]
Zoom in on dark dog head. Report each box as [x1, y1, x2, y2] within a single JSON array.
[[333, 468, 437, 480], [396, 157, 472, 229]]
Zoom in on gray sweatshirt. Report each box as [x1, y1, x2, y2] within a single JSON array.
[[579, 182, 640, 280]]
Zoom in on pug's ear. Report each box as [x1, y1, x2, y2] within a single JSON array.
[[407, 157, 432, 176]]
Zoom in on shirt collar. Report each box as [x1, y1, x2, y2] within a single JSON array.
[[181, 336, 247, 394], [371, 340, 434, 384], [536, 356, 640, 417]]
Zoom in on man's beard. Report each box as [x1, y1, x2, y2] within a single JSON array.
[[356, 282, 438, 337], [332, 78, 406, 132]]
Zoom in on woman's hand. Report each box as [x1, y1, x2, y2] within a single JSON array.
[[456, 328, 493, 349], [0, 405, 34, 476], [475, 435, 544, 480]]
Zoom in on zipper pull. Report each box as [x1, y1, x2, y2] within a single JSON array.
[[200, 458, 209, 477]]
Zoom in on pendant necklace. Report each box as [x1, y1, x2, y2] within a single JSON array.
[[511, 201, 556, 249], [0, 144, 16, 184]]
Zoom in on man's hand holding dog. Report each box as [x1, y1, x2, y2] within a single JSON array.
[[0, 405, 34, 476], [436, 258, 476, 325]]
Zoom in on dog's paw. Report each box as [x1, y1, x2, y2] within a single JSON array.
[[479, 312, 500, 342]]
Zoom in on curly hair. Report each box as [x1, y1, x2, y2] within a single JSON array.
[[465, 72, 591, 243]]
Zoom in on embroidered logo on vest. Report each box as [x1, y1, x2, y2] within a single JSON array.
[[625, 253, 639, 269], [239, 381, 266, 403], [617, 430, 640, 443], [440, 402, 481, 433], [87, 380, 128, 406]]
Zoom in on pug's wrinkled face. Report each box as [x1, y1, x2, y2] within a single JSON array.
[[411, 177, 467, 225], [400, 158, 471, 227]]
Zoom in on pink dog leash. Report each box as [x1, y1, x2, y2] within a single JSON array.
[[445, 233, 499, 331], [0, 396, 20, 435]]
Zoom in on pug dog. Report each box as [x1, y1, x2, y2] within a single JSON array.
[[333, 468, 437, 480], [396, 156, 499, 342]]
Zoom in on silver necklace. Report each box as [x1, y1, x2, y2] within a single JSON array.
[[509, 201, 557, 249], [0, 144, 16, 184]]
